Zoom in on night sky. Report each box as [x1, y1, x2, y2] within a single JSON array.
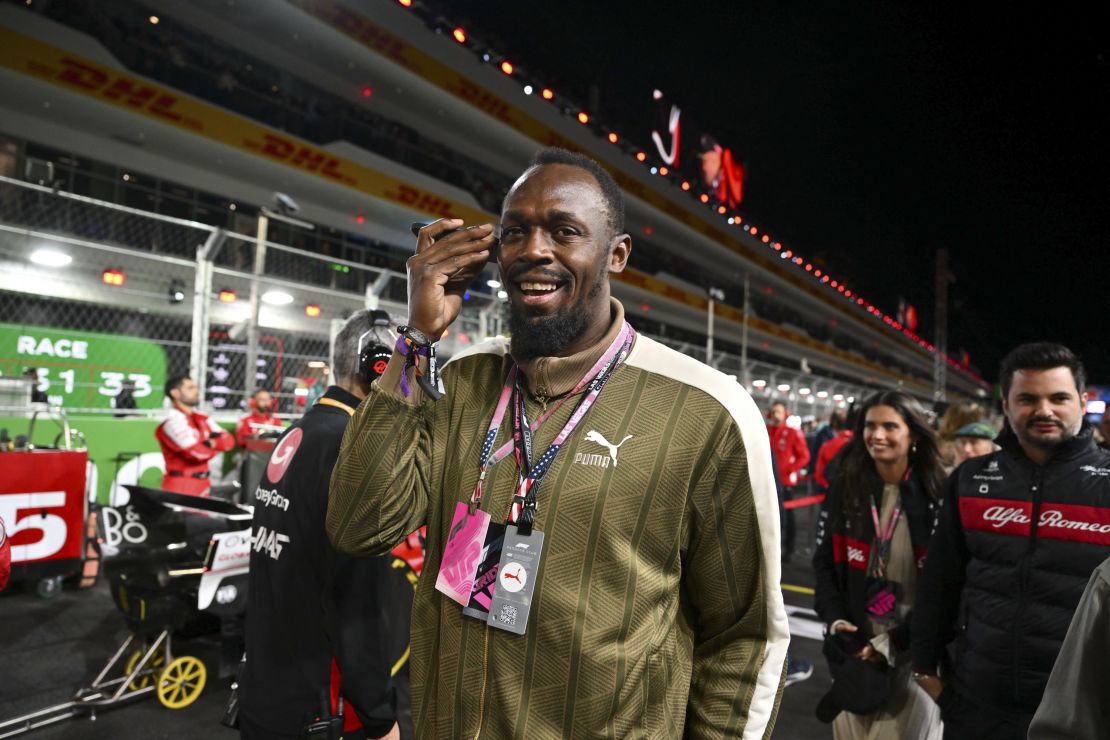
[[442, 2, 1110, 383]]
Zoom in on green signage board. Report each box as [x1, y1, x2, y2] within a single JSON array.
[[0, 323, 168, 411]]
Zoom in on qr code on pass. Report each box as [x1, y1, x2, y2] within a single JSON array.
[[497, 604, 518, 626]]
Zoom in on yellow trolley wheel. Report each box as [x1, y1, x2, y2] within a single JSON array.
[[156, 656, 207, 709], [124, 647, 167, 690]]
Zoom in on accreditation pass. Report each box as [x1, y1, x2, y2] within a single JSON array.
[[486, 525, 544, 635]]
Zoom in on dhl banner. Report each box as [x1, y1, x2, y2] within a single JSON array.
[[0, 27, 918, 389], [300, 0, 897, 341], [0, 29, 490, 224]]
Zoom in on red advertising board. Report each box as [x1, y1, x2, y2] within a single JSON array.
[[0, 450, 88, 566]]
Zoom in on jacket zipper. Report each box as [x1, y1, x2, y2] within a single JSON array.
[[1010, 466, 1042, 704]]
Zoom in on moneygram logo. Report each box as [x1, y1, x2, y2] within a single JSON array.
[[266, 428, 303, 484]]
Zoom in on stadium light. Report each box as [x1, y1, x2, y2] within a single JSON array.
[[608, 132, 618, 143], [305, 304, 322, 318], [102, 268, 126, 286], [452, 27, 467, 43], [635, 152, 646, 162], [541, 88, 554, 100], [262, 290, 294, 306], [577, 112, 589, 124], [218, 289, 238, 303], [501, 60, 514, 75], [30, 248, 72, 267], [523, 85, 533, 95]]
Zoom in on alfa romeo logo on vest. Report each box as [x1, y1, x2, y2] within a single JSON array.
[[266, 428, 303, 483], [983, 506, 1030, 528], [982, 505, 1110, 534]]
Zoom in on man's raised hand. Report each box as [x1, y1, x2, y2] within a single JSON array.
[[406, 218, 495, 339]]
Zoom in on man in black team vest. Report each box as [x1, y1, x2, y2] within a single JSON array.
[[240, 310, 416, 739], [912, 342, 1110, 739]]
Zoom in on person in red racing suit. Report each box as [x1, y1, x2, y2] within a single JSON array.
[[156, 375, 234, 496], [236, 389, 282, 447]]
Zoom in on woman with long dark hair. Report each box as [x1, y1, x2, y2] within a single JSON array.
[[813, 390, 945, 738]]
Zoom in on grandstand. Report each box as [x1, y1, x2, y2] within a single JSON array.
[[0, 0, 990, 423]]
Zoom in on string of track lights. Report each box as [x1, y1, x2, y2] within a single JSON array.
[[399, 0, 983, 384]]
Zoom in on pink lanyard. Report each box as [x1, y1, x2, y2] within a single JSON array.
[[869, 469, 911, 570], [869, 499, 903, 547], [468, 321, 634, 521]]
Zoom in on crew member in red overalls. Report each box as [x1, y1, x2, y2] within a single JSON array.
[[236, 389, 282, 447], [767, 400, 810, 560], [156, 375, 235, 496]]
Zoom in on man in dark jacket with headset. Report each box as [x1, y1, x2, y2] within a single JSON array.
[[912, 342, 1110, 739], [240, 310, 417, 739]]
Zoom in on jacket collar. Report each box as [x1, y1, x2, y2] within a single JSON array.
[[511, 298, 625, 402], [997, 422, 1096, 464], [318, 385, 363, 412]]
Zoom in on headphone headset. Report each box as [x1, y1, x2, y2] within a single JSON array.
[[357, 309, 394, 383]]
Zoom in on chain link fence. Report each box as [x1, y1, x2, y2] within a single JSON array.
[[0, 174, 501, 418]]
